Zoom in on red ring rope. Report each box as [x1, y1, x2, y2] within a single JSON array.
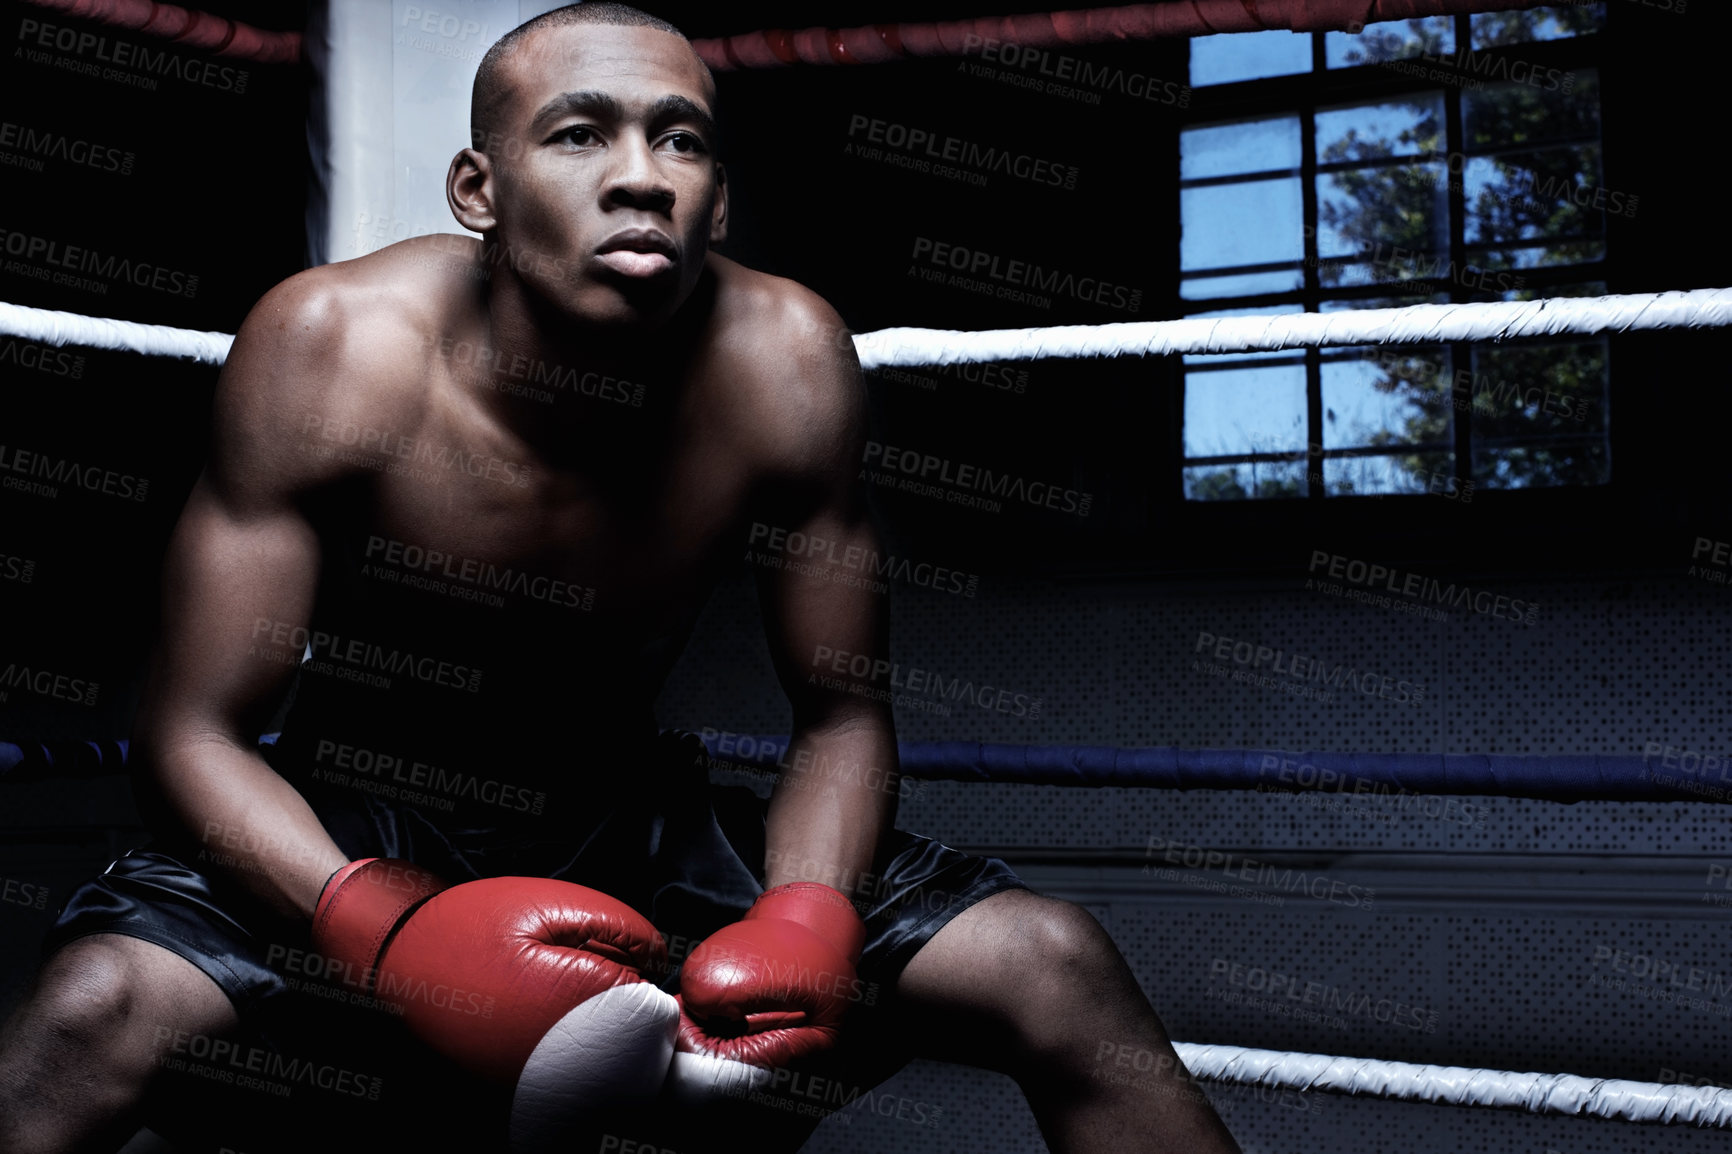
[[22, 0, 300, 63], [692, 0, 1562, 70]]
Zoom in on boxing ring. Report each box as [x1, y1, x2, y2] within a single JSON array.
[[3, 0, 1729, 1146], [7, 713, 1732, 1133]]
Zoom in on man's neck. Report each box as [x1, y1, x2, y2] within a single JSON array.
[[461, 263, 716, 462]]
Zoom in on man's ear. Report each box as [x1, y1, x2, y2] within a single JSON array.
[[448, 148, 498, 233], [709, 163, 729, 247]]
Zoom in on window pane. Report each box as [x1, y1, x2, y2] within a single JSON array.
[[1314, 95, 1447, 288], [1180, 178, 1304, 273], [1366, 344, 1455, 427], [1180, 268, 1303, 302], [1465, 73, 1600, 151], [1326, 17, 1453, 68], [1185, 462, 1306, 501], [1465, 146, 1604, 245], [1189, 30, 1312, 87], [1471, 5, 1605, 49], [1183, 365, 1307, 458], [1470, 339, 1609, 489], [1317, 95, 1444, 162], [1317, 163, 1449, 287], [1465, 145, 1607, 270], [1181, 116, 1302, 180], [1321, 350, 1452, 453], [1322, 452, 1457, 497], [1473, 240, 1602, 273]]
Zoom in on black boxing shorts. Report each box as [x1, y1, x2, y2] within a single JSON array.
[[41, 731, 1025, 1151]]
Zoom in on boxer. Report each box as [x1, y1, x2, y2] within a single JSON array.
[[0, 5, 1238, 1151]]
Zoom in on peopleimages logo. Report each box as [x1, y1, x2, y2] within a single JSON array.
[[0, 121, 134, 174], [747, 522, 979, 598], [17, 18, 249, 93], [846, 114, 1079, 190], [1193, 630, 1425, 706], [810, 645, 1043, 719], [1413, 46, 1575, 93], [0, 443, 148, 502], [1145, 837, 1376, 909], [362, 535, 595, 611], [311, 738, 546, 817], [0, 551, 35, 584], [862, 439, 1093, 517], [0, 663, 99, 706], [0, 337, 84, 378], [1307, 550, 1539, 625], [960, 33, 1191, 107], [911, 237, 1142, 313], [0, 230, 197, 297], [249, 618, 483, 694]]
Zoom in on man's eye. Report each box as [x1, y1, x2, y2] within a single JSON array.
[[663, 132, 707, 154], [560, 126, 598, 146]]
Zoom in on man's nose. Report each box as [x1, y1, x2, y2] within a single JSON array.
[[605, 135, 674, 212]]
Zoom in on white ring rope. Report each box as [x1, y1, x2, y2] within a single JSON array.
[[1175, 1043, 1732, 1127], [3, 287, 1730, 370], [0, 302, 232, 366], [854, 286, 1732, 369]]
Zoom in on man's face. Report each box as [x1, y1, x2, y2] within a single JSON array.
[[481, 23, 723, 328]]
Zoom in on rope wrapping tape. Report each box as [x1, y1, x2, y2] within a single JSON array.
[[1174, 1043, 1732, 1126], [703, 737, 1722, 803], [0, 740, 130, 782], [6, 288, 1732, 370], [854, 287, 1732, 369], [0, 302, 232, 365], [692, 0, 1563, 70], [22, 0, 301, 63]]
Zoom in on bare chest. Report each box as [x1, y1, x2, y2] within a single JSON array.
[[318, 401, 750, 642]]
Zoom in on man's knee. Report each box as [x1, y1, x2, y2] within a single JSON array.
[[0, 937, 204, 1154], [994, 895, 1123, 986], [5, 935, 231, 1074], [974, 897, 1150, 1057], [32, 938, 148, 1047]]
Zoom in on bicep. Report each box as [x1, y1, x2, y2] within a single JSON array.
[[751, 332, 888, 724], [142, 274, 361, 748], [143, 475, 322, 748]]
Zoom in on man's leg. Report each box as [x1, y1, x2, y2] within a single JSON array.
[[892, 889, 1241, 1154], [0, 934, 238, 1154]]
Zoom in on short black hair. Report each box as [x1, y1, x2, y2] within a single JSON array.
[[470, 4, 715, 153]]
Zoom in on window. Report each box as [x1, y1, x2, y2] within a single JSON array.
[[1180, 6, 1611, 501]]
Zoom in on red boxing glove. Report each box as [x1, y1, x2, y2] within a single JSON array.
[[669, 881, 867, 1103], [312, 858, 679, 1149]]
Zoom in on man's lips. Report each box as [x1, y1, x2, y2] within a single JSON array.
[[597, 250, 673, 277], [596, 229, 677, 278]]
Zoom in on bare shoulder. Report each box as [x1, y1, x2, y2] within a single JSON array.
[[212, 237, 468, 502], [707, 255, 863, 478]]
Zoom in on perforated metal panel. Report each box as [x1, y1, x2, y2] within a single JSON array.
[[659, 567, 1732, 1152]]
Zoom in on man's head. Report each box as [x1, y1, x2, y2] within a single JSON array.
[[450, 3, 726, 329]]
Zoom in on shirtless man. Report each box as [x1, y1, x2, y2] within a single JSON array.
[[0, 6, 1239, 1152]]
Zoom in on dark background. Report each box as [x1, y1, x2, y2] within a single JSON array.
[[2, 5, 1730, 1151], [1, 0, 1726, 742]]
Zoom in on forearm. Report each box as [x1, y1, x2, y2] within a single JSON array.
[[762, 712, 898, 904], [146, 733, 349, 921]]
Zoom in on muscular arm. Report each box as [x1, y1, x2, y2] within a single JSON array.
[[133, 277, 381, 921], [751, 299, 897, 903]]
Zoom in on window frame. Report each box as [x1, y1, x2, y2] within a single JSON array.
[[1178, 17, 1611, 507], [1085, 14, 1640, 584]]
